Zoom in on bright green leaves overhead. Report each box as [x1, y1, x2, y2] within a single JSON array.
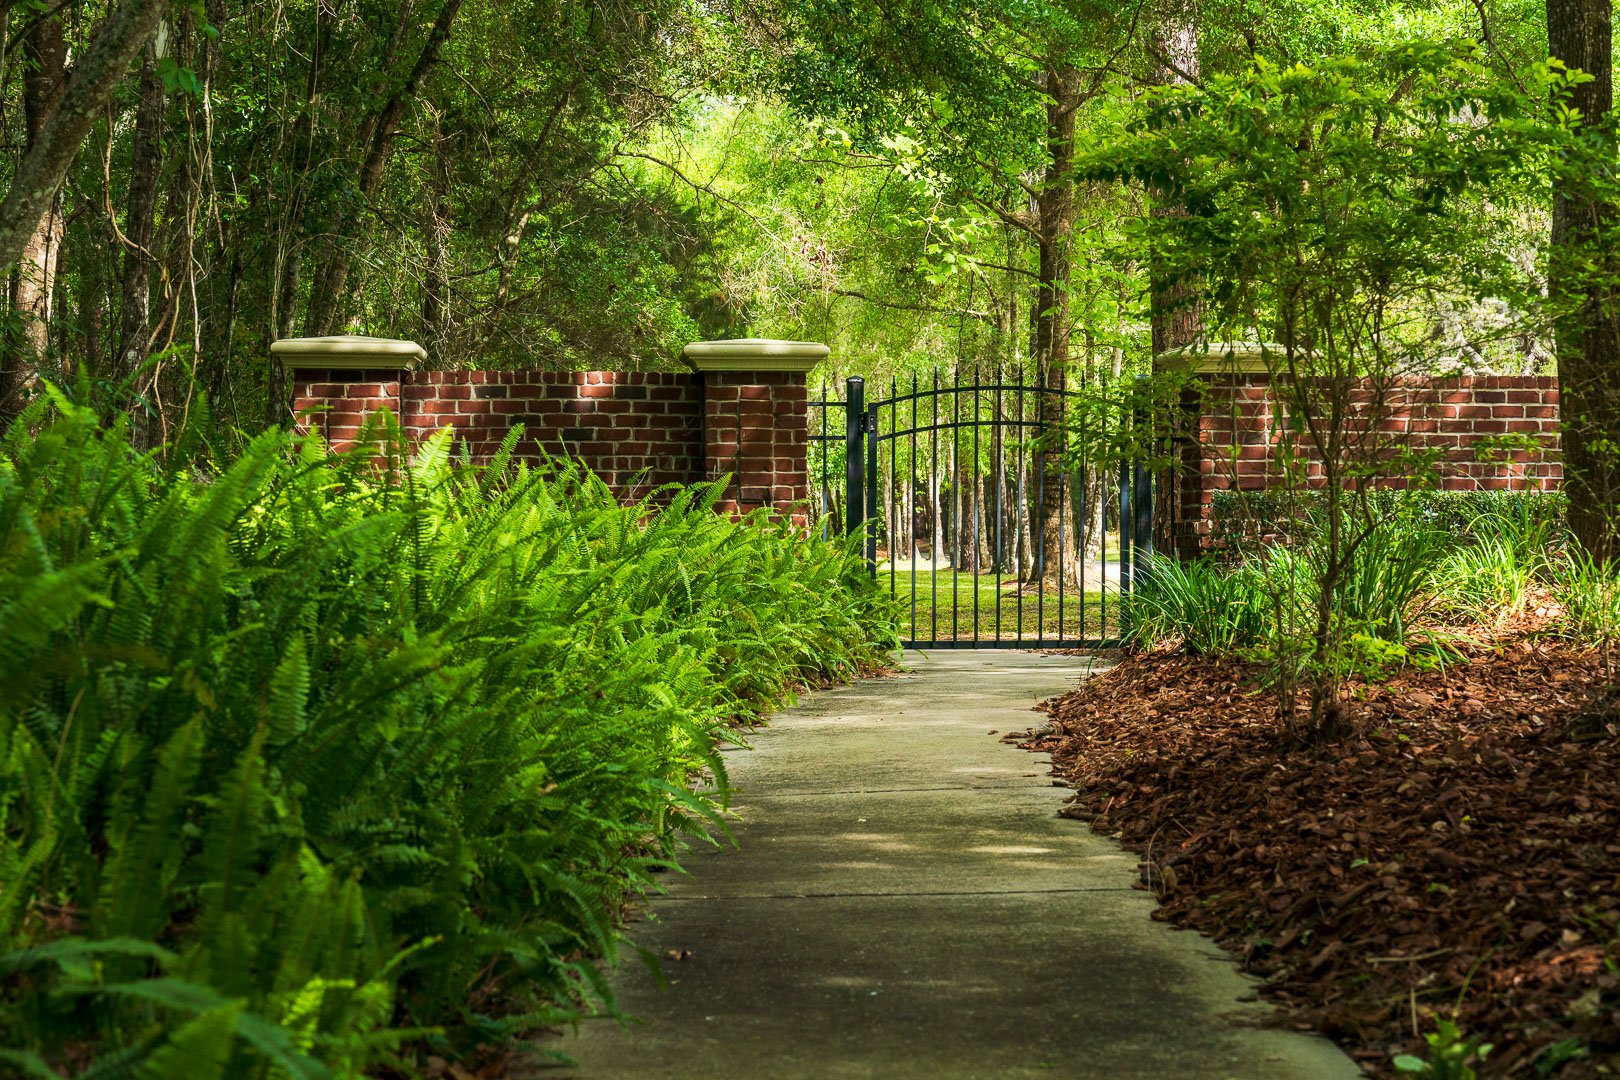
[[1083, 39, 1559, 367]]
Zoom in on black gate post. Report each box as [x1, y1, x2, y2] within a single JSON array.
[[866, 401, 880, 575], [1132, 374, 1154, 578], [845, 376, 867, 545], [1119, 458, 1133, 591], [1133, 460, 1154, 572]]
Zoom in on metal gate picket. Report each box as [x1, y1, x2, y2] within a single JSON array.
[[812, 371, 1152, 650]]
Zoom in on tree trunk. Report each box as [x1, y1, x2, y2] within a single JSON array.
[[118, 44, 167, 394], [303, 0, 465, 337], [956, 454, 979, 573], [0, 0, 171, 271], [1149, 12, 1206, 561], [264, 11, 328, 426], [2, 14, 68, 411], [1030, 65, 1081, 583], [1547, 0, 1620, 563], [421, 115, 452, 353], [76, 245, 106, 376], [930, 459, 945, 565]]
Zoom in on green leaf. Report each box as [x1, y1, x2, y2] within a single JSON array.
[[137, 999, 243, 1079], [267, 636, 310, 744], [0, 1049, 63, 1079]]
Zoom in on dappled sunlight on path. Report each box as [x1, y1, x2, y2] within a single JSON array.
[[551, 651, 1360, 1079]]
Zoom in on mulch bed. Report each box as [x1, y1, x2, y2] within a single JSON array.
[[1006, 632, 1620, 1076]]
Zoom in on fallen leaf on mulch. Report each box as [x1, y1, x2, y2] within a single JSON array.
[[1009, 634, 1620, 1076]]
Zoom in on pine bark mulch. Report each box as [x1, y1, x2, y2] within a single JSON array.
[[1006, 636, 1620, 1076]]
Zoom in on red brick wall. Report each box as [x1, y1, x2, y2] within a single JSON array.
[[290, 369, 406, 447], [702, 372, 809, 520], [399, 370, 701, 497], [289, 366, 810, 517], [1177, 374, 1562, 553]]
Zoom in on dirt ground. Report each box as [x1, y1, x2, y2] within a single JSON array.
[[1006, 630, 1620, 1076]]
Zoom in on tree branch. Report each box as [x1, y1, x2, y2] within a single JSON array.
[[0, 0, 171, 269]]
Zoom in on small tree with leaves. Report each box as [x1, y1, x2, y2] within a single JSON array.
[[1084, 41, 1556, 742]]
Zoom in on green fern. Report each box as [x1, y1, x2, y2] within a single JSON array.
[[0, 394, 897, 1074]]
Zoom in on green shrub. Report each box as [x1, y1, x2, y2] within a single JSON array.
[[0, 393, 896, 1076], [1127, 554, 1271, 654], [1393, 1018, 1493, 1079], [1208, 488, 1565, 555], [1552, 546, 1620, 648], [1431, 508, 1555, 626], [1333, 517, 1453, 643], [1133, 513, 1457, 678]]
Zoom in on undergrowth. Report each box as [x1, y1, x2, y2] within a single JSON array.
[[1127, 497, 1607, 683], [0, 391, 896, 1077]]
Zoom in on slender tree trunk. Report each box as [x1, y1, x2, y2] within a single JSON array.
[[1030, 65, 1081, 583], [1014, 453, 1029, 578], [1547, 0, 1620, 563], [1105, 345, 1122, 570], [76, 243, 106, 375], [883, 458, 894, 563], [118, 43, 166, 393], [421, 115, 452, 354], [264, 11, 327, 425], [1149, 12, 1206, 560], [956, 457, 979, 572], [930, 460, 944, 564], [3, 14, 68, 409]]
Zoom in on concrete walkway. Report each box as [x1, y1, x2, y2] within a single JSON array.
[[552, 651, 1360, 1079]]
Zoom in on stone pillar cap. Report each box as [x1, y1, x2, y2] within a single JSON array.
[[272, 335, 426, 371], [1156, 341, 1286, 374], [683, 338, 828, 373]]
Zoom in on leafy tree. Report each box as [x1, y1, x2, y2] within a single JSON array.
[[1545, 0, 1620, 562], [1086, 41, 1553, 739], [754, 0, 1141, 577], [0, 0, 172, 413]]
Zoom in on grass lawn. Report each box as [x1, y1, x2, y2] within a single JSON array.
[[878, 566, 1130, 644]]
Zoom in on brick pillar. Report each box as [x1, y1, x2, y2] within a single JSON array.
[[1156, 344, 1277, 556], [685, 339, 827, 522], [273, 335, 426, 449]]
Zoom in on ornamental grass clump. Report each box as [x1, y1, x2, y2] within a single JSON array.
[[0, 391, 896, 1078], [1126, 554, 1271, 655], [1430, 508, 1558, 628], [1552, 546, 1620, 683]]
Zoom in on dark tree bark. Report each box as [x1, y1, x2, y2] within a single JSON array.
[[302, 0, 465, 337], [1147, 14, 1204, 358], [263, 10, 328, 425], [1030, 65, 1081, 583], [955, 457, 980, 573], [1547, 0, 1620, 563], [1149, 10, 1206, 560], [420, 116, 452, 352], [0, 0, 171, 268], [2, 13, 68, 409]]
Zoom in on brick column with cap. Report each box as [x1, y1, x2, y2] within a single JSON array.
[[1158, 343, 1562, 555], [275, 335, 426, 448], [684, 339, 826, 522], [1155, 343, 1277, 559]]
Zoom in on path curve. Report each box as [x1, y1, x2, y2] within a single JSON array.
[[552, 650, 1360, 1079]]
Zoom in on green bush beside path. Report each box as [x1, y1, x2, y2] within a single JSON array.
[[0, 394, 896, 1078]]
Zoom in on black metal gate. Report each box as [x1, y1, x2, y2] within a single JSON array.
[[811, 371, 1151, 649]]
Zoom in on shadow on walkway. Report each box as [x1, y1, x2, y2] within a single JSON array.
[[549, 650, 1359, 1079]]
